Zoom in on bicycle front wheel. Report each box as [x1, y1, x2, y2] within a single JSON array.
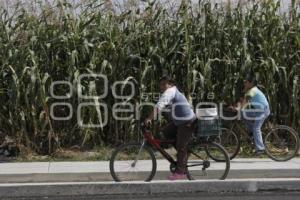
[[109, 142, 157, 182], [265, 125, 300, 162], [187, 142, 230, 180]]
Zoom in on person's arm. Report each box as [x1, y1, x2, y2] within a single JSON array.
[[228, 95, 250, 112], [240, 96, 251, 109], [227, 97, 244, 112], [144, 108, 158, 126], [241, 87, 257, 110], [144, 87, 176, 126]]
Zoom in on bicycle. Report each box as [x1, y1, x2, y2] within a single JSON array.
[[207, 109, 300, 162], [109, 122, 230, 182]]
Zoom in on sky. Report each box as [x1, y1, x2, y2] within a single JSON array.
[[0, 0, 298, 15]]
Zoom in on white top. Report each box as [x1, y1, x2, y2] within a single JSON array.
[[155, 86, 177, 110]]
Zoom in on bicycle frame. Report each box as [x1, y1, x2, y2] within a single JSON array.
[[143, 132, 177, 166], [226, 118, 275, 140], [228, 121, 249, 139], [141, 129, 208, 170]]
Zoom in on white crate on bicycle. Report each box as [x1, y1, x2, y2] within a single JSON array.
[[196, 108, 218, 120]]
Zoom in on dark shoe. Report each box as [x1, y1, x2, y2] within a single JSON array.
[[255, 150, 265, 156]]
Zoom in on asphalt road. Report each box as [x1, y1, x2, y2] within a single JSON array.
[[2, 192, 300, 200]]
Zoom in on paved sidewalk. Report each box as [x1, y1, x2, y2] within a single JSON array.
[[0, 158, 299, 183]]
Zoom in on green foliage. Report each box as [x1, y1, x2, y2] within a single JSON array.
[[0, 0, 299, 154]]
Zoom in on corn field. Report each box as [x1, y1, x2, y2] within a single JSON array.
[[0, 0, 299, 154]]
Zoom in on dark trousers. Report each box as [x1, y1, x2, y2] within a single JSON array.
[[162, 121, 195, 174]]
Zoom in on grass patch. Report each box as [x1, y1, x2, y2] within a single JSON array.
[[15, 146, 113, 162]]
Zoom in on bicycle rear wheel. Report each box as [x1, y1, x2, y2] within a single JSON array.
[[209, 128, 240, 161], [264, 126, 300, 162], [110, 142, 157, 182], [187, 142, 230, 180]]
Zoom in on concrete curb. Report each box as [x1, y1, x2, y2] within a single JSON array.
[[1, 169, 300, 183], [0, 179, 300, 197]]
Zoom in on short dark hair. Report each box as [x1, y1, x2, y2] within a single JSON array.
[[245, 73, 258, 85], [159, 75, 175, 85]]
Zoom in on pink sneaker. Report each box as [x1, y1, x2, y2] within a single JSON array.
[[168, 173, 187, 181]]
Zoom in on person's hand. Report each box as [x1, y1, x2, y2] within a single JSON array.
[[227, 105, 237, 112], [144, 118, 152, 127]]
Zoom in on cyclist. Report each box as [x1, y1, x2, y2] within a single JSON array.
[[144, 75, 196, 181], [231, 73, 270, 155]]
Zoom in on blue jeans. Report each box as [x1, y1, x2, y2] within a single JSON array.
[[242, 106, 270, 151]]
